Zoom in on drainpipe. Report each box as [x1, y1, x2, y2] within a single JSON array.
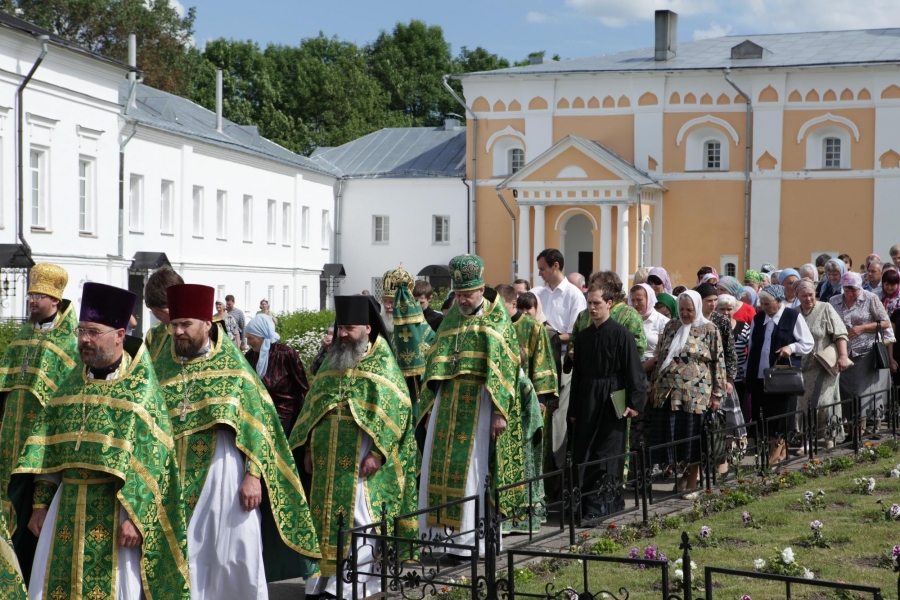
[[443, 75, 477, 255], [334, 178, 344, 263], [724, 68, 752, 273], [636, 184, 643, 268], [16, 35, 50, 256], [494, 185, 516, 283], [460, 177, 470, 251], [118, 125, 137, 258]]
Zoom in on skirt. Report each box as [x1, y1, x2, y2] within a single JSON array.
[[840, 348, 891, 421], [649, 401, 703, 466], [721, 388, 747, 439]]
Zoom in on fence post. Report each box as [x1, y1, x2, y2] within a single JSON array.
[[638, 435, 649, 523], [483, 475, 496, 597], [380, 502, 388, 599], [566, 450, 577, 547], [807, 400, 816, 462], [702, 418, 712, 492], [336, 511, 345, 600], [759, 408, 769, 474], [854, 394, 862, 455], [680, 531, 693, 600]]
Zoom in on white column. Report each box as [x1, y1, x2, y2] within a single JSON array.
[[652, 196, 663, 268], [517, 204, 531, 281], [616, 203, 630, 283], [533, 205, 546, 271], [599, 204, 612, 271]]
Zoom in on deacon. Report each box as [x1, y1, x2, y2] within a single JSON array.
[[0, 263, 78, 582], [291, 295, 418, 599], [153, 284, 319, 598], [143, 265, 184, 362], [417, 254, 526, 550], [16, 282, 190, 599], [569, 282, 647, 518], [382, 265, 435, 404]]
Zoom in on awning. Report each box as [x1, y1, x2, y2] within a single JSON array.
[[418, 265, 450, 277], [130, 252, 170, 270], [322, 263, 346, 278], [0, 244, 34, 269]]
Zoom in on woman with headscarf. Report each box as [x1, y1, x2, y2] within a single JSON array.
[[715, 295, 748, 457], [746, 285, 814, 463], [517, 291, 563, 377], [697, 266, 718, 286], [629, 283, 670, 372], [818, 258, 846, 303], [244, 314, 310, 435], [651, 291, 726, 491], [741, 286, 758, 310], [744, 270, 764, 291], [717, 276, 756, 324], [778, 268, 802, 308], [647, 267, 673, 296], [655, 293, 679, 319], [794, 278, 850, 450]]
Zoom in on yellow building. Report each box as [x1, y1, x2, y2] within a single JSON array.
[[449, 10, 900, 288]]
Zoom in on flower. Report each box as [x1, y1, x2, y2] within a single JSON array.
[[892, 505, 900, 519], [742, 511, 751, 524], [892, 545, 900, 559], [782, 547, 795, 564], [810, 520, 823, 531], [741, 596, 752, 600], [699, 526, 711, 539], [803, 568, 815, 580], [627, 548, 639, 559], [865, 442, 872, 448], [607, 523, 617, 530], [891, 470, 900, 478], [868, 478, 877, 492], [804, 491, 814, 502], [674, 569, 684, 582], [643, 546, 658, 560], [659, 552, 668, 563], [818, 490, 825, 496], [753, 558, 766, 570]]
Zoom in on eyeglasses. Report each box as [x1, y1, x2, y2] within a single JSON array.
[[75, 327, 117, 340], [27, 294, 48, 302]]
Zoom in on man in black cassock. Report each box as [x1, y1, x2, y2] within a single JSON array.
[[569, 281, 647, 518]]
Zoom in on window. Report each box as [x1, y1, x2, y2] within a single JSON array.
[[78, 158, 94, 233], [724, 263, 736, 277], [243, 195, 253, 242], [704, 141, 721, 170], [267, 199, 276, 244], [372, 277, 384, 302], [282, 203, 292, 246], [373, 215, 389, 244], [824, 137, 841, 168], [216, 285, 225, 301], [491, 135, 525, 176], [267, 285, 275, 305], [301, 286, 308, 309], [192, 186, 204, 237], [282, 286, 289, 310], [510, 148, 525, 174], [720, 254, 739, 280], [30, 149, 47, 228], [216, 190, 227, 240], [641, 219, 652, 267], [321, 210, 330, 250], [433, 215, 449, 244], [128, 174, 143, 232], [244, 281, 251, 312], [301, 206, 310, 247], [160, 181, 174, 234]]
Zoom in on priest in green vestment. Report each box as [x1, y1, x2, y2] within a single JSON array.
[[0, 263, 78, 583], [417, 254, 526, 551], [142, 265, 184, 363], [291, 295, 418, 598], [153, 284, 319, 598], [14, 282, 190, 600], [0, 505, 26, 599]]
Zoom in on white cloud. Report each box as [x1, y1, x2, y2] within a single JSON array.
[[564, 0, 718, 28], [526, 11, 556, 24], [169, 0, 186, 18], [693, 22, 732, 40]]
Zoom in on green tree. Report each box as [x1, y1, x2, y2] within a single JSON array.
[[0, 0, 196, 94]]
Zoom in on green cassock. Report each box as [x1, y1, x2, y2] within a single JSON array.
[[391, 284, 436, 410], [290, 334, 418, 576], [0, 302, 79, 540], [13, 342, 191, 600], [417, 298, 526, 529], [0, 506, 26, 599], [152, 326, 320, 580]]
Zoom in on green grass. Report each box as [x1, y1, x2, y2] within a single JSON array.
[[514, 449, 900, 599]]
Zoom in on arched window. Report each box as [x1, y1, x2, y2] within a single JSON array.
[[685, 127, 730, 171], [804, 124, 852, 170], [510, 148, 525, 174], [724, 262, 736, 277], [641, 219, 652, 266], [705, 141, 721, 170], [823, 137, 841, 168]]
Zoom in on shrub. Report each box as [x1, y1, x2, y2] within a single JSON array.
[[276, 310, 335, 366], [0, 319, 23, 356], [589, 537, 621, 555]]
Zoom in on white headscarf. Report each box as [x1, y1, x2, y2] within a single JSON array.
[[658, 290, 709, 372], [630, 283, 657, 318]]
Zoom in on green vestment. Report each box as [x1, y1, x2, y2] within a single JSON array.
[[290, 335, 418, 576], [502, 372, 545, 534], [145, 321, 170, 364], [13, 344, 191, 600], [0, 507, 26, 599], [417, 299, 526, 528], [153, 327, 320, 579], [513, 314, 559, 398]]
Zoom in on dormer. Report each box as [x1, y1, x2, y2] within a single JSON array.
[[731, 40, 772, 60]]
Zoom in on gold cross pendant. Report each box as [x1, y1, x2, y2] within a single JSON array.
[[75, 427, 85, 451], [178, 402, 192, 422]]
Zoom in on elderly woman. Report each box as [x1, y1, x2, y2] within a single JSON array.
[[244, 314, 309, 435], [633, 267, 650, 285], [818, 258, 846, 303], [799, 263, 818, 282], [717, 276, 757, 324], [746, 285, 814, 463], [651, 291, 726, 491], [779, 268, 801, 308], [741, 286, 758, 310], [647, 267, 673, 296], [717, 295, 750, 445], [830, 271, 896, 437], [629, 283, 670, 373], [794, 278, 850, 450]]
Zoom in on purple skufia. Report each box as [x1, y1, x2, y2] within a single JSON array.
[[80, 282, 137, 330]]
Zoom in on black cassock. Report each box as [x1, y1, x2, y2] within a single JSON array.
[[569, 317, 647, 515]]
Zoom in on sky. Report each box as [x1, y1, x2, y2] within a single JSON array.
[[177, 0, 900, 64]]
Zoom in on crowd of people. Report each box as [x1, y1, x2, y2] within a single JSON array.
[[0, 246, 897, 599]]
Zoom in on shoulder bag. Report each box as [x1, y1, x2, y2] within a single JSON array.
[[763, 357, 805, 395], [873, 322, 890, 370]]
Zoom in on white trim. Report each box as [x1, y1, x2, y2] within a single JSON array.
[[557, 165, 588, 178], [485, 126, 526, 152], [797, 113, 860, 143], [553, 207, 598, 230], [676, 115, 739, 146]]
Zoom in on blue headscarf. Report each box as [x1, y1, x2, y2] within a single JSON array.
[[742, 286, 758, 307], [762, 284, 786, 302], [245, 314, 279, 378], [777, 268, 801, 285]]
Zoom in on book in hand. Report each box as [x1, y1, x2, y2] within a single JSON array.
[[610, 389, 628, 419]]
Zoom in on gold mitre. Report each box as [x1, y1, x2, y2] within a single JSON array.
[[381, 264, 414, 299], [28, 263, 68, 301]]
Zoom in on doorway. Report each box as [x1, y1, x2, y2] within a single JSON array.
[[563, 213, 594, 279]]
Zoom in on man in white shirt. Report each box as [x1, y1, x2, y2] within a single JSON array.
[[531, 248, 587, 468]]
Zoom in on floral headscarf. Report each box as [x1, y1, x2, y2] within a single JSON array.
[[716, 276, 744, 298], [744, 270, 764, 285]]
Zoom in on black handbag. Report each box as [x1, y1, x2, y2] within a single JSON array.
[[763, 358, 805, 395], [873, 323, 890, 370]]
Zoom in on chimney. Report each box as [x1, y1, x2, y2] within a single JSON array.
[[215, 69, 223, 133], [654, 10, 678, 61], [444, 118, 460, 131], [127, 34, 137, 109]]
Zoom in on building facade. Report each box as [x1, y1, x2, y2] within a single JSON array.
[[455, 12, 900, 289]]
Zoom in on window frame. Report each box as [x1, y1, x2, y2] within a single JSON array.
[[301, 205, 310, 247], [242, 195, 253, 242], [704, 140, 722, 171], [160, 180, 175, 235], [432, 215, 449, 244], [192, 186, 204, 238], [321, 209, 330, 250], [823, 137, 841, 169], [30, 148, 49, 230], [509, 148, 525, 174], [267, 199, 277, 244], [78, 156, 95, 234], [684, 128, 730, 172], [216, 190, 227, 240], [373, 215, 390, 244], [128, 173, 144, 233], [282, 202, 292, 246]]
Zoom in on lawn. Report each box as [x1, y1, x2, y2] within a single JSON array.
[[511, 444, 900, 599]]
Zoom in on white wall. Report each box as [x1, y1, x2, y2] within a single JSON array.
[[339, 178, 468, 298]]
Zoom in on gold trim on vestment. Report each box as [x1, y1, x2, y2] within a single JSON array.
[[0, 367, 58, 394], [48, 395, 174, 450], [72, 483, 87, 599], [158, 368, 258, 389], [23, 432, 133, 453], [6, 337, 77, 369], [166, 396, 240, 420], [79, 345, 146, 387], [0, 525, 22, 579]]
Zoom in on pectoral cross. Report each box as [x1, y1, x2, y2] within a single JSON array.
[[178, 401, 192, 422], [179, 361, 196, 422], [75, 425, 85, 451], [451, 351, 460, 373]]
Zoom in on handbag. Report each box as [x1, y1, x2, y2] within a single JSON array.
[[873, 323, 890, 370], [763, 357, 805, 395]]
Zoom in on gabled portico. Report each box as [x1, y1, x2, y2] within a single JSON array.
[[499, 135, 665, 285]]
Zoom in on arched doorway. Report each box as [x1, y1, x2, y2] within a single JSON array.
[[562, 214, 594, 279]]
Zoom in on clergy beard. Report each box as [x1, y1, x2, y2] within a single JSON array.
[[327, 335, 368, 371], [459, 301, 482, 316], [78, 340, 115, 368], [381, 307, 394, 333], [174, 334, 206, 357]]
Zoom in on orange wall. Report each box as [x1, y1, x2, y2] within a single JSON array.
[[470, 118, 527, 180], [525, 146, 622, 182], [782, 109, 875, 171], [779, 179, 873, 267], [552, 116, 634, 163], [662, 111, 748, 172], [479, 187, 516, 284]]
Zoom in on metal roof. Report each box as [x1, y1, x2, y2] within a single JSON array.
[[308, 126, 467, 178], [460, 28, 900, 77], [120, 81, 338, 178]]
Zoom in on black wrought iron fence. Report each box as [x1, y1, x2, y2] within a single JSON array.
[[703, 565, 885, 600]]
